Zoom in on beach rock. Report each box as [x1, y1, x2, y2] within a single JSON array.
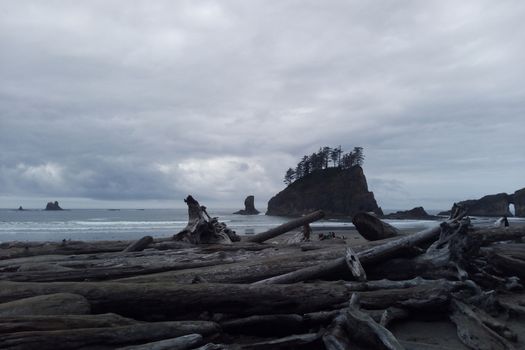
[[233, 195, 260, 215], [352, 212, 399, 241], [383, 207, 437, 220], [45, 201, 63, 210], [266, 166, 382, 217]]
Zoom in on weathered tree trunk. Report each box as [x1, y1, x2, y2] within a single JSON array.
[[469, 227, 525, 245], [220, 314, 305, 337], [352, 212, 399, 241], [0, 313, 138, 333], [118, 247, 346, 284], [0, 321, 219, 350], [0, 293, 90, 316], [0, 240, 132, 260], [483, 243, 525, 279], [174, 196, 240, 244], [323, 297, 404, 350], [116, 334, 204, 350], [246, 210, 325, 243], [450, 299, 516, 350], [0, 280, 464, 320]]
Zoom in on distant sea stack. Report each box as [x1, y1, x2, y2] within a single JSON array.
[[233, 195, 260, 215], [439, 188, 525, 217], [266, 166, 382, 217], [383, 207, 436, 220], [18, 206, 24, 211], [45, 201, 63, 211]]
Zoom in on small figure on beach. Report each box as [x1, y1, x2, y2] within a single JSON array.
[[494, 216, 510, 228]]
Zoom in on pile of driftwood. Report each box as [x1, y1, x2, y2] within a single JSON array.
[[0, 196, 524, 349]]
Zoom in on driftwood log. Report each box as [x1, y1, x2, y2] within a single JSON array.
[[0, 279, 464, 320], [323, 294, 404, 350], [254, 220, 461, 284], [174, 196, 240, 244], [246, 210, 325, 243], [0, 200, 523, 349], [0, 321, 219, 350]]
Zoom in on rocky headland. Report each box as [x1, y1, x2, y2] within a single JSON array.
[[266, 166, 382, 217], [439, 188, 525, 217], [233, 195, 260, 215]]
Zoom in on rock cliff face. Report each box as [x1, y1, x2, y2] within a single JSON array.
[[233, 195, 260, 215], [441, 188, 525, 217], [266, 166, 382, 217], [512, 188, 525, 217], [457, 193, 511, 217], [45, 201, 63, 211]]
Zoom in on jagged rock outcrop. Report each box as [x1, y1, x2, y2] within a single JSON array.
[[383, 207, 437, 220], [440, 188, 525, 217], [458, 193, 511, 217], [513, 188, 525, 217], [266, 166, 382, 217], [45, 201, 63, 211], [17, 206, 23, 211], [233, 195, 260, 215]]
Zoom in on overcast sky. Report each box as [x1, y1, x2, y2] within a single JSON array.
[[1, 1, 524, 210]]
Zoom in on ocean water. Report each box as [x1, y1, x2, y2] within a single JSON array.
[[2, 208, 517, 243], [0, 208, 438, 242]]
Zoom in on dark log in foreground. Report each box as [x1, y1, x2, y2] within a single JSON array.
[[221, 314, 304, 337], [450, 299, 515, 350], [483, 243, 525, 279], [174, 196, 240, 244], [352, 212, 400, 241], [0, 293, 90, 316], [497, 294, 525, 317], [116, 333, 204, 350], [246, 210, 325, 243], [0, 321, 219, 350], [0, 313, 138, 333], [469, 227, 525, 244], [323, 301, 403, 350], [0, 280, 464, 320], [195, 333, 322, 350]]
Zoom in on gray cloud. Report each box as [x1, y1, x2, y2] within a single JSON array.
[[1, 1, 525, 210]]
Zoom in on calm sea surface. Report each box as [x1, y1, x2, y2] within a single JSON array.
[[1, 208, 514, 242]]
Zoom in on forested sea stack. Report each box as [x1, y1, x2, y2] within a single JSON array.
[[267, 146, 382, 217]]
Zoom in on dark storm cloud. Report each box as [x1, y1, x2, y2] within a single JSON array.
[[1, 1, 524, 209]]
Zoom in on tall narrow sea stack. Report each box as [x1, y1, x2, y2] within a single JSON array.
[[233, 195, 260, 215], [266, 166, 382, 217]]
